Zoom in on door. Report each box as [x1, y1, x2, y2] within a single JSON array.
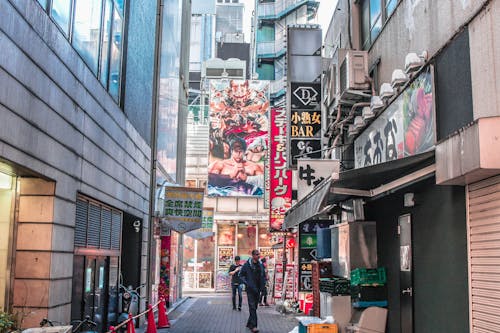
[[399, 214, 413, 332], [82, 256, 109, 333]]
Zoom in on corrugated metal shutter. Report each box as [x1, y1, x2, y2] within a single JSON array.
[[87, 203, 101, 247], [111, 211, 121, 250], [75, 199, 88, 247], [468, 175, 500, 333], [100, 208, 112, 248]]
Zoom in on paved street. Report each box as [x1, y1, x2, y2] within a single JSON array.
[[162, 293, 299, 333]]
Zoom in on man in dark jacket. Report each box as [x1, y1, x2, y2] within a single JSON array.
[[229, 256, 243, 311], [239, 249, 265, 333]]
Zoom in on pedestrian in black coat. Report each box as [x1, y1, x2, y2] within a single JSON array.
[[239, 249, 265, 333]]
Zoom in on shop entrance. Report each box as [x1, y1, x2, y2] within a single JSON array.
[[399, 214, 413, 333]]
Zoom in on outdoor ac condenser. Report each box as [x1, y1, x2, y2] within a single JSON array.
[[337, 50, 370, 95]]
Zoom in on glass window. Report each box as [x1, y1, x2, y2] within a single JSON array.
[[108, 7, 123, 102], [72, 0, 102, 74], [361, 0, 370, 49], [50, 0, 72, 35], [369, 0, 381, 26], [237, 225, 256, 260], [37, 0, 48, 10], [386, 0, 397, 17], [371, 15, 382, 42], [100, 0, 113, 88], [257, 25, 275, 42]]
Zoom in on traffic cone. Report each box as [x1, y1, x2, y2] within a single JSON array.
[[126, 314, 135, 333], [146, 305, 157, 333], [157, 298, 170, 328], [109, 326, 115, 333]]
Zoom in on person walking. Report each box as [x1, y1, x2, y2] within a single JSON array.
[[239, 249, 266, 333], [229, 256, 243, 311], [259, 257, 270, 306]]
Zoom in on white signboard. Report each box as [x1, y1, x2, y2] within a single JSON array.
[[297, 159, 340, 201]]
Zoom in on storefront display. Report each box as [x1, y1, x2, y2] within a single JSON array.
[[216, 247, 234, 291]]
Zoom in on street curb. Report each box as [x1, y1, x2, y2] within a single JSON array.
[[167, 296, 190, 315]]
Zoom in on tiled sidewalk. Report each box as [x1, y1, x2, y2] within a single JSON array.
[[160, 293, 299, 333]]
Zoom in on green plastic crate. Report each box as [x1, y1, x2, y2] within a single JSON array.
[[350, 267, 386, 286]]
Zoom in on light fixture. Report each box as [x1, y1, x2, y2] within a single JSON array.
[[391, 69, 408, 89], [380, 83, 394, 102], [133, 220, 141, 233], [361, 106, 375, 122], [0, 173, 12, 190], [370, 96, 385, 114]]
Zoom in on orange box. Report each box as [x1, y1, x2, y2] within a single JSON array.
[[307, 323, 338, 333]]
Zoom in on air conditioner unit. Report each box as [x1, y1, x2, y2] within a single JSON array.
[[337, 50, 370, 98]]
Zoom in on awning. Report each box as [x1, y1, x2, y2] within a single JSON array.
[[283, 151, 435, 230]]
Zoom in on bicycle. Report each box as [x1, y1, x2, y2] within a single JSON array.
[[70, 316, 98, 333]]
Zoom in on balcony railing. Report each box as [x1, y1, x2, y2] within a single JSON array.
[[257, 0, 311, 20], [256, 38, 286, 58]]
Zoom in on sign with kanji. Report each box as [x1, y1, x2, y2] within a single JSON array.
[[161, 186, 204, 233], [297, 159, 340, 201], [185, 208, 214, 239], [290, 139, 322, 167], [269, 107, 292, 232], [354, 68, 434, 168]]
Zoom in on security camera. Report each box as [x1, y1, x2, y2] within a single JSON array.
[[133, 220, 141, 233]]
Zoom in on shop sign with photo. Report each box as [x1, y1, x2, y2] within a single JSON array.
[[216, 247, 235, 291], [269, 107, 292, 231], [297, 159, 340, 201], [354, 67, 435, 168], [207, 80, 270, 197], [161, 186, 204, 233]]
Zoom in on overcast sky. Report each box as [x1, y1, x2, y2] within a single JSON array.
[[241, 0, 338, 42]]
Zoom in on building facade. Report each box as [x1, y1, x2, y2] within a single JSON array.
[[253, 0, 319, 103], [0, 0, 158, 329], [285, 0, 500, 332]]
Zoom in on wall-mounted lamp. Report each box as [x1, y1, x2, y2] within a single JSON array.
[[133, 220, 141, 233], [404, 193, 415, 207]]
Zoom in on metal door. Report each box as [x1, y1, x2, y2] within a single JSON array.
[[83, 256, 109, 333], [399, 214, 413, 333]]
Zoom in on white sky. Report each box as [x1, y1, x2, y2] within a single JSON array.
[[242, 0, 339, 42]]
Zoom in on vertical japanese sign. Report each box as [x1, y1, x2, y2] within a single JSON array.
[[287, 26, 322, 169], [269, 107, 292, 232], [161, 187, 204, 233], [354, 68, 434, 168], [288, 83, 322, 167], [207, 80, 270, 197], [298, 220, 332, 292], [297, 159, 340, 201]]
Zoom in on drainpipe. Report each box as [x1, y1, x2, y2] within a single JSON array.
[[147, 0, 163, 306]]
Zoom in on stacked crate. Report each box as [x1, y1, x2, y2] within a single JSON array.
[[350, 268, 388, 308]]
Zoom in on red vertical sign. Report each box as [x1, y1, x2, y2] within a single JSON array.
[[269, 107, 292, 231]]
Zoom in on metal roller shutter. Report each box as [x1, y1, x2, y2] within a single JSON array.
[[468, 175, 500, 333]]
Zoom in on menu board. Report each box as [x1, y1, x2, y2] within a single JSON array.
[[273, 263, 296, 299]]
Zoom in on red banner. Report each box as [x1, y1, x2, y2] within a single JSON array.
[[269, 107, 292, 231]]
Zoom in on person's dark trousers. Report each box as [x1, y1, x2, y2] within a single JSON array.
[[246, 290, 259, 329], [259, 286, 267, 305], [232, 284, 243, 309]]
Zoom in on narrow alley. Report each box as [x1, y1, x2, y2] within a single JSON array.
[[163, 294, 298, 333]]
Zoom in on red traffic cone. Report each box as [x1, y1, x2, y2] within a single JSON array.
[[146, 305, 157, 333], [157, 298, 170, 328], [109, 326, 115, 333], [126, 314, 136, 333]]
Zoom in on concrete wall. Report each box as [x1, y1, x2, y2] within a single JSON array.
[[367, 0, 487, 86], [0, 0, 152, 325], [469, 0, 500, 119]]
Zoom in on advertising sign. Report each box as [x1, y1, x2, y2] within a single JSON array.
[[355, 68, 434, 168], [185, 208, 214, 239], [216, 247, 234, 291], [298, 220, 332, 292], [269, 107, 292, 232], [297, 159, 340, 201], [207, 80, 270, 197], [161, 187, 204, 233]]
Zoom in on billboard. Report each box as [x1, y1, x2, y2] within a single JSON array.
[[354, 68, 434, 168], [207, 80, 270, 197], [269, 107, 292, 232], [297, 159, 340, 201]]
